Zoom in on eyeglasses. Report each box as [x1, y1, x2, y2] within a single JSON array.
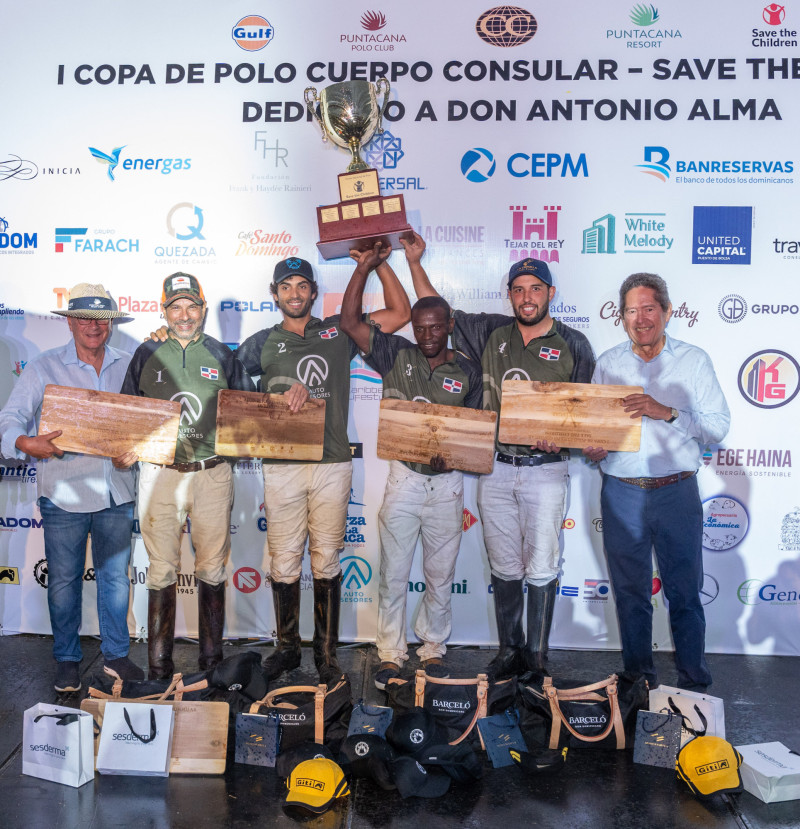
[[74, 318, 110, 327]]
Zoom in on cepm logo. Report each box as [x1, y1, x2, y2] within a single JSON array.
[[232, 16, 274, 51], [738, 350, 800, 408], [637, 146, 670, 181], [475, 6, 538, 47], [461, 148, 496, 182]]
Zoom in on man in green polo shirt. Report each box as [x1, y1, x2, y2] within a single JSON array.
[[403, 233, 595, 680], [237, 254, 410, 685], [340, 244, 482, 688], [122, 273, 252, 679]]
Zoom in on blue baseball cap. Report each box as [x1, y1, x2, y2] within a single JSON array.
[[508, 258, 553, 288]]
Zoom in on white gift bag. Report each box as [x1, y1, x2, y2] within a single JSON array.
[[648, 684, 725, 747], [736, 742, 800, 803], [22, 703, 95, 788], [96, 702, 174, 777]]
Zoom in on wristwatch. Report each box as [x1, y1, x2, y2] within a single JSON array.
[[666, 407, 679, 424]]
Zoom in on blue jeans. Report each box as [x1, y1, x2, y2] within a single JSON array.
[[600, 474, 711, 691], [39, 496, 134, 663]]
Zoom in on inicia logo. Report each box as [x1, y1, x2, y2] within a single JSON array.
[[461, 148, 496, 182], [232, 16, 274, 51], [738, 350, 800, 408], [637, 146, 670, 181], [702, 496, 749, 551], [341, 555, 372, 590]]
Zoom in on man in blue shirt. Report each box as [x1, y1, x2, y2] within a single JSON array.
[[0, 284, 142, 692], [584, 273, 730, 691]]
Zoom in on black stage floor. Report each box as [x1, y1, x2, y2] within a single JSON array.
[[1, 634, 798, 829]]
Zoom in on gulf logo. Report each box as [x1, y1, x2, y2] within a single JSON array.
[[232, 15, 274, 51]]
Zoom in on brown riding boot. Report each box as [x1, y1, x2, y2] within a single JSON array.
[[198, 580, 226, 672], [148, 583, 177, 680]]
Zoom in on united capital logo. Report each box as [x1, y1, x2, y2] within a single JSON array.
[[232, 16, 274, 51], [692, 206, 752, 266], [341, 555, 373, 590], [738, 350, 800, 408], [475, 6, 538, 47], [637, 146, 670, 181]]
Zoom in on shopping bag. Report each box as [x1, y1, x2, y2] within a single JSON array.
[[736, 742, 800, 803], [22, 704, 95, 788], [633, 710, 683, 768], [477, 708, 528, 768], [96, 702, 174, 776], [235, 712, 281, 767], [648, 685, 725, 747]]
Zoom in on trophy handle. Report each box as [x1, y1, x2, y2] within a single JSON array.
[[304, 86, 328, 142], [374, 77, 391, 135]]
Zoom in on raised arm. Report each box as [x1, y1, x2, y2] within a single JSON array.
[[366, 243, 411, 335], [340, 242, 392, 352], [400, 231, 439, 300]]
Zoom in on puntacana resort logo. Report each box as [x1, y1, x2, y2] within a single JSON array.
[[606, 4, 682, 48]]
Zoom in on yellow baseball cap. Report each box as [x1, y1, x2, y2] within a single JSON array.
[[284, 758, 350, 815], [677, 736, 743, 799]]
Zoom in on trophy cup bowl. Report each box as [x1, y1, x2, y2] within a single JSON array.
[[305, 79, 390, 172]]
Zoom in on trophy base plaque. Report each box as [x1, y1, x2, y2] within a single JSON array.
[[315, 168, 415, 260]]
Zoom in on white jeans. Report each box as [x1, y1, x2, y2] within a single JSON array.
[[477, 459, 569, 584], [376, 460, 464, 665], [138, 461, 234, 590], [262, 461, 352, 582]]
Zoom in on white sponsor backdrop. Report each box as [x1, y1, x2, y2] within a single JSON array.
[[1, 1, 799, 657]]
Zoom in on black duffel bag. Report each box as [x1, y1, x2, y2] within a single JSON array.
[[517, 672, 648, 750]]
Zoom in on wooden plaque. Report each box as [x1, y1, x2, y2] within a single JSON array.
[[38, 384, 180, 464], [80, 698, 229, 775], [215, 389, 326, 460], [498, 381, 643, 452], [377, 399, 498, 474]]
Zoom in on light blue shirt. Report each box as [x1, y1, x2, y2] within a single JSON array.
[[592, 334, 730, 478], [0, 339, 135, 511]]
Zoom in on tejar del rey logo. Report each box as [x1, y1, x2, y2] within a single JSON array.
[[692, 206, 752, 265], [232, 16, 274, 51], [702, 496, 749, 551], [738, 350, 800, 408], [475, 6, 538, 47], [507, 204, 563, 264]]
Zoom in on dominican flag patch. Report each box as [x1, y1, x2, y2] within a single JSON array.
[[442, 377, 463, 393], [320, 327, 338, 339], [201, 366, 219, 380], [539, 347, 561, 361]]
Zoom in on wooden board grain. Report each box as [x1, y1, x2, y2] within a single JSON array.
[[498, 381, 643, 452], [215, 389, 326, 460], [80, 698, 229, 775], [377, 399, 498, 474], [38, 384, 180, 464]]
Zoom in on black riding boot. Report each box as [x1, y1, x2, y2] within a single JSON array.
[[313, 575, 342, 685], [198, 580, 226, 672], [263, 579, 302, 682], [148, 583, 177, 681], [486, 574, 525, 680], [524, 579, 558, 675]]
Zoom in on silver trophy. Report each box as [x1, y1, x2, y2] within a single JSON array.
[[304, 79, 390, 172]]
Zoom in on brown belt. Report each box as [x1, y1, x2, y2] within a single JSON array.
[[616, 471, 695, 490], [162, 456, 228, 473]]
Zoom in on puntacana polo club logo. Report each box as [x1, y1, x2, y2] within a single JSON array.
[[738, 350, 800, 408], [702, 496, 749, 551]]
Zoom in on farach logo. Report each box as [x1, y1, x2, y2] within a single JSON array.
[[475, 6, 538, 47], [0, 566, 20, 585], [738, 350, 800, 409]]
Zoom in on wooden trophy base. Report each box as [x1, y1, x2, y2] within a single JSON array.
[[315, 176, 414, 259]]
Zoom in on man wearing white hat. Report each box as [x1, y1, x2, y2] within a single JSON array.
[[0, 283, 143, 692]]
